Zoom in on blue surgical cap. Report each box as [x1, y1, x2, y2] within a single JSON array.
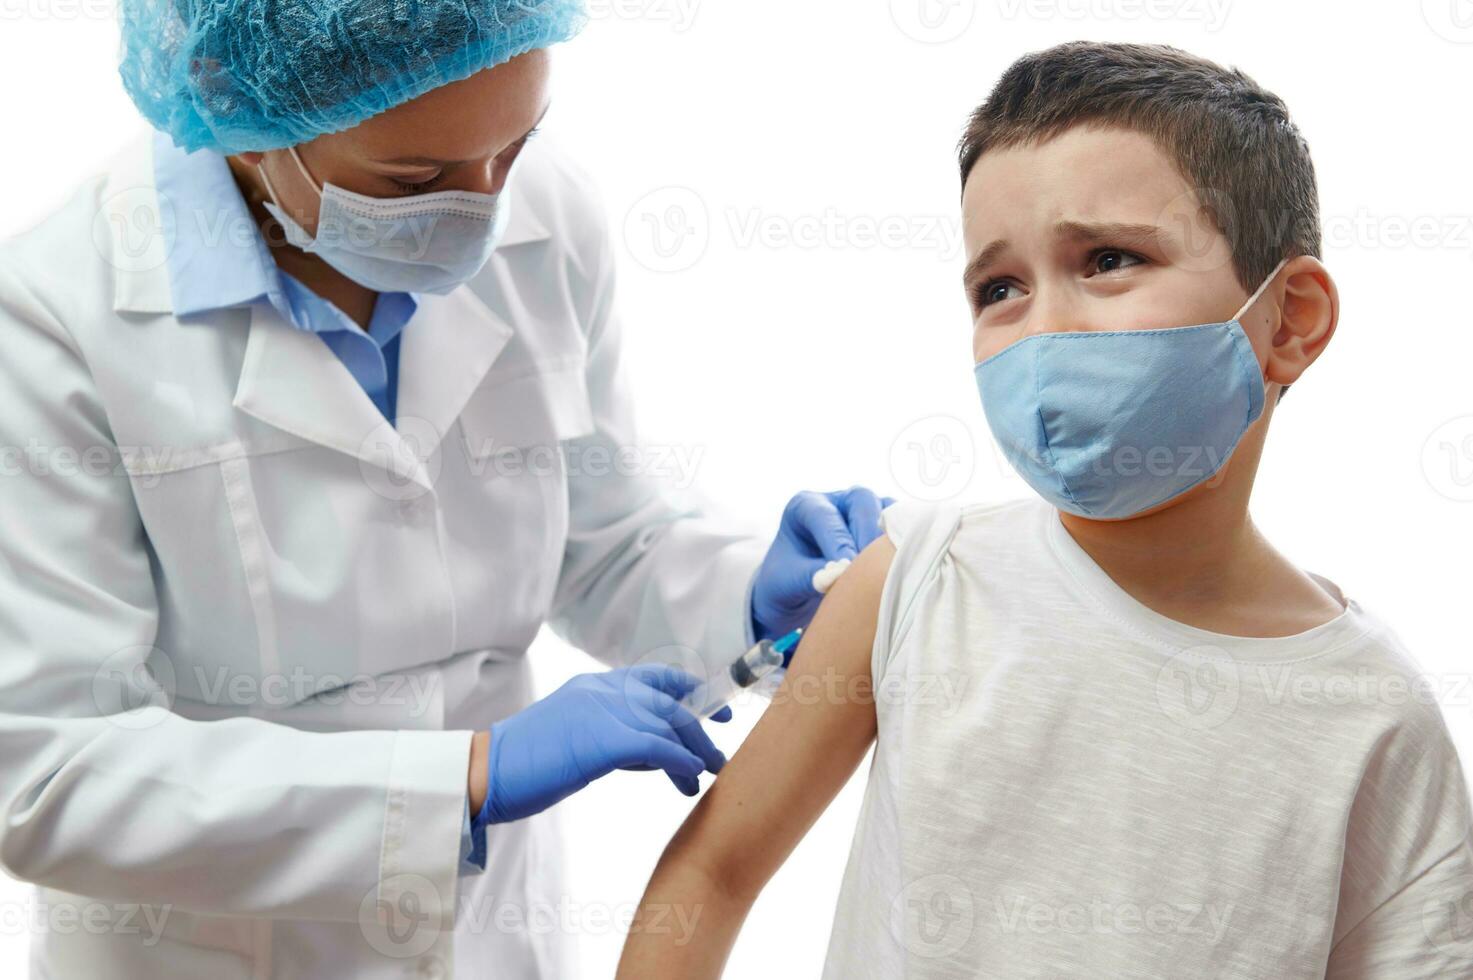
[[118, 0, 587, 155]]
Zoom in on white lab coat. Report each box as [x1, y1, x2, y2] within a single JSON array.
[[0, 131, 765, 979]]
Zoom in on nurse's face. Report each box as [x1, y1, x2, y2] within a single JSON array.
[[235, 48, 551, 240]]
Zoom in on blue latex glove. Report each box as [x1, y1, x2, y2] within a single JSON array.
[[750, 486, 895, 650], [475, 665, 733, 827]]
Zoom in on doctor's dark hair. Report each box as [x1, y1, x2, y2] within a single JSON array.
[[957, 42, 1322, 295]]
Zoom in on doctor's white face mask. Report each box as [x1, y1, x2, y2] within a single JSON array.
[[259, 144, 514, 295]]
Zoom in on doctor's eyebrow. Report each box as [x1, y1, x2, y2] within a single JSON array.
[[377, 105, 552, 167]]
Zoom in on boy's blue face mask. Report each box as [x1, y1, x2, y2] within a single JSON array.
[[974, 258, 1287, 519]]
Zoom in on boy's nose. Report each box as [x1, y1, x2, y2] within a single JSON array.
[[1024, 292, 1095, 338]]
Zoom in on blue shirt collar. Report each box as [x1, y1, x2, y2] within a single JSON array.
[[152, 130, 419, 333], [153, 130, 296, 319]]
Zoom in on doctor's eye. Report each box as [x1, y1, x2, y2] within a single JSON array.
[[1087, 248, 1145, 275], [499, 126, 541, 163], [389, 171, 447, 194], [975, 279, 1023, 310]]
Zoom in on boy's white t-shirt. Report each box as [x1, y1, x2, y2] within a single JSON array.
[[822, 497, 1473, 979]]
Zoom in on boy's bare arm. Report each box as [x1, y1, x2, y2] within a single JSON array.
[[615, 534, 897, 980]]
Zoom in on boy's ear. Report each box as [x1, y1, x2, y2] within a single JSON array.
[[1265, 255, 1337, 393]]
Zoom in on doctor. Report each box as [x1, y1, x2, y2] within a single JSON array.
[[0, 1, 886, 977]]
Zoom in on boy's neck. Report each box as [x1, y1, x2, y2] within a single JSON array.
[[1056, 482, 1346, 638]]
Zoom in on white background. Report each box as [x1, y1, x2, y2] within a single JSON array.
[[2, 0, 1472, 975]]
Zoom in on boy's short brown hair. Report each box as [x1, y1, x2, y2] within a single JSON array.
[[958, 41, 1321, 293]]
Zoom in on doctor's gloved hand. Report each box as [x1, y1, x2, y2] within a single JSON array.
[[474, 665, 731, 827], [750, 486, 894, 651]]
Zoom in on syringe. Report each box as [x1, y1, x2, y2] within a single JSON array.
[[681, 629, 801, 719]]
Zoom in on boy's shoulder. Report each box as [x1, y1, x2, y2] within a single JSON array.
[[880, 495, 1042, 554], [1303, 598, 1462, 741], [883, 498, 1459, 737]]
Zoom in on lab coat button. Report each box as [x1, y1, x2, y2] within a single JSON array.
[[416, 955, 447, 979]]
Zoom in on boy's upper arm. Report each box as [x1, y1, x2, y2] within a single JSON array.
[[666, 533, 897, 901]]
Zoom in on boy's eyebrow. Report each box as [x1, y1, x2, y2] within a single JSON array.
[[962, 238, 1012, 289], [962, 220, 1166, 288], [1054, 220, 1165, 249]]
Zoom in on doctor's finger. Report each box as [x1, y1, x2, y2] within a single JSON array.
[[836, 487, 886, 550], [622, 733, 705, 783], [644, 691, 727, 774], [630, 663, 702, 702], [666, 710, 728, 774], [666, 771, 700, 796], [795, 492, 859, 562]]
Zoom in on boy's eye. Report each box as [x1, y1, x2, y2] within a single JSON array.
[[1089, 248, 1144, 275], [977, 279, 1022, 309]]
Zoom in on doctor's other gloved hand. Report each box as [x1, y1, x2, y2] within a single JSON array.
[[472, 664, 732, 827], [750, 486, 894, 651]]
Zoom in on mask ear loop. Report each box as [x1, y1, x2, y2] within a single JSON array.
[[1231, 256, 1292, 323], [286, 145, 322, 194], [257, 146, 328, 251], [1231, 255, 1293, 408], [257, 145, 321, 212]]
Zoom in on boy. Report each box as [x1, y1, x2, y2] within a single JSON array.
[[616, 42, 1473, 978]]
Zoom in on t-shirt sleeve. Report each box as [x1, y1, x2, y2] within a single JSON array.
[[870, 500, 963, 685], [1327, 684, 1473, 978], [1325, 835, 1473, 978]]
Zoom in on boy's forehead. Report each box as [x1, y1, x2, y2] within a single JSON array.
[[960, 126, 1198, 253]]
